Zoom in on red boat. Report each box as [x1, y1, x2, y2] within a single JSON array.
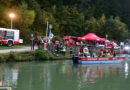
[[73, 56, 125, 65]]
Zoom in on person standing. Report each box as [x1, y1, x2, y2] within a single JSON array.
[[56, 45, 59, 56], [107, 48, 111, 56], [99, 49, 104, 57], [30, 34, 35, 51], [113, 49, 117, 57], [83, 46, 90, 57], [37, 36, 41, 50], [79, 46, 84, 56], [62, 45, 66, 56], [69, 47, 73, 54], [41, 37, 45, 50]]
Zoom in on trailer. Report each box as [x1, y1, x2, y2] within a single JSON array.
[[0, 28, 23, 46]]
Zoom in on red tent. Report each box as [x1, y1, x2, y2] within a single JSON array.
[[99, 38, 106, 42], [78, 33, 105, 42]]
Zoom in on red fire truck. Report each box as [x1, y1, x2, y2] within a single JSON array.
[[105, 40, 120, 49], [0, 28, 23, 46]]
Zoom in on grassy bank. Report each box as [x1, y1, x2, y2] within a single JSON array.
[[0, 50, 72, 62], [0, 45, 22, 50]]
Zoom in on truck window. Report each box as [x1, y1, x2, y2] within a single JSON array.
[[6, 31, 14, 39]]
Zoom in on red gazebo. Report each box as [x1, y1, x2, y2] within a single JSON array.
[[78, 33, 105, 42]]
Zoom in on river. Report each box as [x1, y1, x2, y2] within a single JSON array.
[[0, 59, 130, 90]]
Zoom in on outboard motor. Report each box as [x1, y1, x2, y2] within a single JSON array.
[[72, 54, 79, 64]]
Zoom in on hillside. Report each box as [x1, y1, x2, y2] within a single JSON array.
[[0, 0, 130, 43]]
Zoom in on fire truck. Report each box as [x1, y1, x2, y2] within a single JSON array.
[[0, 28, 23, 46], [105, 40, 120, 49]]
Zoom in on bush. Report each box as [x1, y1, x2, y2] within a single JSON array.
[[0, 55, 6, 62], [34, 50, 51, 60], [6, 52, 19, 62]]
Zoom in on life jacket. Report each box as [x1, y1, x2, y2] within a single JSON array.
[[41, 39, 44, 43], [62, 47, 66, 52], [113, 50, 116, 54], [80, 48, 83, 53], [107, 49, 111, 53], [100, 51, 104, 57]]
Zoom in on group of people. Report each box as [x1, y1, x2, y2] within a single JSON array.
[[54, 45, 73, 56], [30, 34, 117, 58], [30, 34, 48, 51], [54, 45, 66, 56], [79, 46, 117, 58], [30, 34, 73, 57], [79, 46, 91, 57], [99, 48, 117, 57]]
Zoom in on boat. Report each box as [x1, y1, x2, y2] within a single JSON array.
[[72, 55, 125, 65]]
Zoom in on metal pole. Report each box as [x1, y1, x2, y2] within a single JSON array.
[[11, 18, 13, 29], [46, 21, 49, 42], [106, 34, 108, 40], [128, 48, 129, 55], [49, 24, 52, 35], [50, 29, 51, 34]]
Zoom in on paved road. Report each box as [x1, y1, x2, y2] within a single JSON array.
[[0, 46, 38, 54]]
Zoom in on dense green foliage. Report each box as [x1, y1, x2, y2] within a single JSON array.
[[0, 0, 130, 43], [0, 50, 71, 62], [34, 50, 52, 60]]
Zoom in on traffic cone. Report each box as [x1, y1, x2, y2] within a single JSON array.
[[44, 43, 47, 50], [0, 79, 3, 86], [35, 43, 38, 47]]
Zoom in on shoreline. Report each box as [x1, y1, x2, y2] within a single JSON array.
[[0, 50, 72, 63]]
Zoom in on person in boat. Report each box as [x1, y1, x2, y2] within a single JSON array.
[[99, 49, 104, 57], [79, 46, 84, 56], [113, 49, 117, 57], [107, 48, 111, 56], [103, 49, 107, 57], [83, 46, 90, 57]]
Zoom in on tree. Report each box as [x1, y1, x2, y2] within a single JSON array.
[[56, 6, 85, 36], [103, 17, 129, 41]]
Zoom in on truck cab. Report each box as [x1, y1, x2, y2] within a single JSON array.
[[0, 28, 23, 46]]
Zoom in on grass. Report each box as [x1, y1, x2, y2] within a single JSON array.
[[0, 45, 23, 50]]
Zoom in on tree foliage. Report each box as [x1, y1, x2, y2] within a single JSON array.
[[0, 0, 129, 44]]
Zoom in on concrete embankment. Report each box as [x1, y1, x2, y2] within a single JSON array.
[[0, 46, 37, 54]]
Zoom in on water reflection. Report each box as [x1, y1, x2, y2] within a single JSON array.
[[0, 63, 19, 89], [72, 64, 125, 89], [0, 60, 129, 90], [124, 62, 129, 79]]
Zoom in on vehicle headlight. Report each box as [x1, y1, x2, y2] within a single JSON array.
[[124, 46, 130, 50]]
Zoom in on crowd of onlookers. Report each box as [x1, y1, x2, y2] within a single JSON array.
[[30, 35, 47, 51], [30, 34, 120, 57], [30, 34, 74, 56]]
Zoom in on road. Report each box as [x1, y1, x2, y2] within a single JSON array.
[[0, 46, 38, 54]]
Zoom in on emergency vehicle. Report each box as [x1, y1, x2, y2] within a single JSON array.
[[105, 40, 120, 49], [0, 28, 23, 46]]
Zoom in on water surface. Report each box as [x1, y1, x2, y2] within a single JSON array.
[[0, 59, 130, 90]]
